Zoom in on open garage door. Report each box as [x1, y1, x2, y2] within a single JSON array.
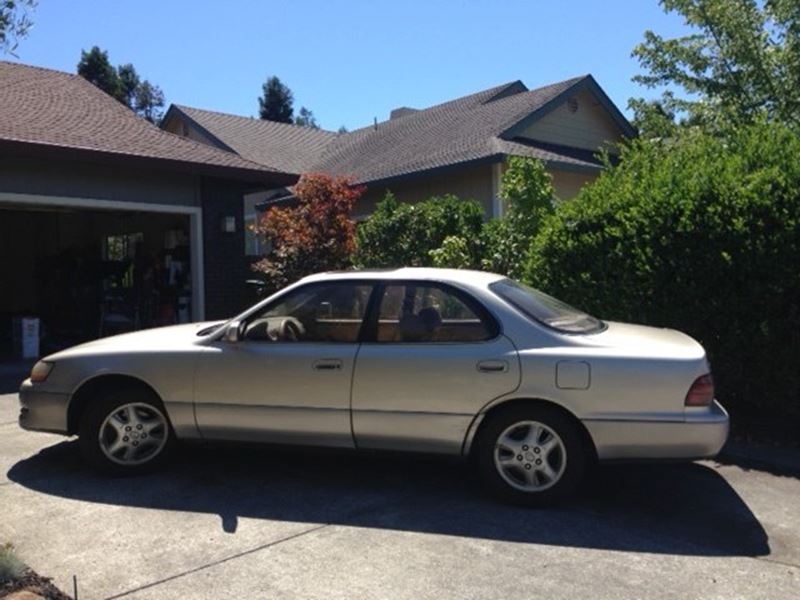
[[0, 195, 203, 362]]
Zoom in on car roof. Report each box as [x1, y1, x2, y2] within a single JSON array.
[[299, 267, 506, 287]]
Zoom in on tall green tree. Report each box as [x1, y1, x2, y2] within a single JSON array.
[[631, 0, 800, 132], [258, 76, 294, 123], [295, 106, 319, 128], [0, 0, 36, 56], [134, 80, 165, 124], [77, 47, 165, 123], [117, 63, 140, 106], [78, 46, 122, 100]]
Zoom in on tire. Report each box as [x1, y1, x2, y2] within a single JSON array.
[[475, 404, 587, 506], [78, 386, 173, 475]]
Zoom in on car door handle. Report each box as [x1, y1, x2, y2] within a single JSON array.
[[313, 359, 342, 371], [477, 360, 508, 373]]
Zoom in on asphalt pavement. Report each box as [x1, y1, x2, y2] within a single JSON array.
[[1, 392, 798, 599]]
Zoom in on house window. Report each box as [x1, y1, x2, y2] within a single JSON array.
[[244, 213, 262, 256], [244, 194, 267, 256]]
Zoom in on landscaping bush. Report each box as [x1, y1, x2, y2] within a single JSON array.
[[481, 156, 555, 278], [357, 158, 555, 273], [429, 235, 478, 269], [527, 121, 800, 425], [252, 173, 363, 291], [355, 192, 484, 268], [0, 542, 25, 583]]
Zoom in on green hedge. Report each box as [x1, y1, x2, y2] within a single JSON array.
[[355, 192, 484, 268], [527, 122, 800, 423]]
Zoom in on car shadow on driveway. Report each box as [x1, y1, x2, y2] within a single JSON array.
[[7, 440, 769, 558]]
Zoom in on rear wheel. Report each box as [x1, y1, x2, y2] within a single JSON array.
[[475, 405, 587, 506], [79, 387, 172, 475]]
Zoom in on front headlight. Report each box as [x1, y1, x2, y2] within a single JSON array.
[[30, 361, 54, 383]]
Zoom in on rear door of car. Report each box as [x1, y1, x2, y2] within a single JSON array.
[[351, 280, 521, 453]]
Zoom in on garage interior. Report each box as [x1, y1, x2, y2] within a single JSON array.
[[0, 204, 194, 360]]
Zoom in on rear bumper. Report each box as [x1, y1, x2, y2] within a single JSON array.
[[18, 379, 70, 434], [584, 400, 729, 461]]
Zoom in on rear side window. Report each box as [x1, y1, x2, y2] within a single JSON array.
[[375, 283, 496, 343], [489, 279, 604, 334]]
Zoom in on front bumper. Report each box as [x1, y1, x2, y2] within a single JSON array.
[[584, 400, 730, 461], [18, 379, 71, 434]]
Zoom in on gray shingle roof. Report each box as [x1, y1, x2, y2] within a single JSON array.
[[167, 75, 631, 184], [169, 105, 339, 174], [0, 61, 295, 184], [314, 77, 592, 182]]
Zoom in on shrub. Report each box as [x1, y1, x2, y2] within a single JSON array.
[[0, 542, 25, 583], [429, 235, 477, 269], [252, 173, 363, 290], [527, 121, 800, 423], [355, 192, 484, 268], [481, 156, 555, 278]]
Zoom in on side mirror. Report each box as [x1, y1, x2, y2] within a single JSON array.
[[224, 321, 241, 343]]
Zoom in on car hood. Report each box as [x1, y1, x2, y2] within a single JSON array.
[[580, 321, 707, 360], [44, 321, 225, 360]]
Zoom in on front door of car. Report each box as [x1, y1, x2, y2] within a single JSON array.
[[351, 281, 520, 453], [194, 281, 374, 447]]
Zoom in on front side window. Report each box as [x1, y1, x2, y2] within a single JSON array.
[[376, 283, 494, 342], [243, 283, 372, 343], [489, 279, 604, 334]]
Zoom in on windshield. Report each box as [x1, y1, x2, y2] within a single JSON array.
[[489, 279, 604, 334]]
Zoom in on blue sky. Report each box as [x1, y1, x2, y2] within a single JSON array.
[[9, 1, 692, 130]]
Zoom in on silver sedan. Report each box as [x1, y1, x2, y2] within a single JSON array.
[[18, 268, 728, 505]]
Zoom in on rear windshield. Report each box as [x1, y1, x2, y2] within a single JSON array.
[[489, 279, 604, 334]]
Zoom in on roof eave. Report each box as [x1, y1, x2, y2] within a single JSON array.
[[0, 138, 298, 186], [352, 150, 603, 189], [352, 154, 505, 189]]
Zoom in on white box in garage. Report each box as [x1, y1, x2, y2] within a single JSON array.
[[13, 317, 39, 359]]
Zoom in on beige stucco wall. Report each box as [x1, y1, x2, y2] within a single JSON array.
[[356, 162, 496, 219], [518, 89, 623, 152], [301, 160, 595, 223], [550, 169, 597, 200], [494, 161, 597, 204]]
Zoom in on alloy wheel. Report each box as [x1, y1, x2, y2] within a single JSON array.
[[98, 402, 169, 466], [493, 420, 567, 492]]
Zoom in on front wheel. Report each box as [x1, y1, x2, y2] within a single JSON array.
[[78, 388, 172, 475], [475, 405, 588, 506]]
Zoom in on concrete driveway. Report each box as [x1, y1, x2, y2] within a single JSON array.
[[1, 392, 798, 600]]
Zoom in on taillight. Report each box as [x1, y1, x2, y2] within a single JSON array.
[[685, 374, 714, 406]]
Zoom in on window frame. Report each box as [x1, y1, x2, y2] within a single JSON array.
[[360, 279, 501, 345], [239, 280, 379, 345]]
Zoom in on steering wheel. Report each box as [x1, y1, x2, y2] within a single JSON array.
[[279, 318, 303, 342]]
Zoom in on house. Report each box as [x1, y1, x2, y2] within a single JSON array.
[[0, 61, 295, 359], [161, 75, 634, 244]]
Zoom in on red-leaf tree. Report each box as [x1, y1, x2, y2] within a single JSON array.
[[252, 173, 364, 290]]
